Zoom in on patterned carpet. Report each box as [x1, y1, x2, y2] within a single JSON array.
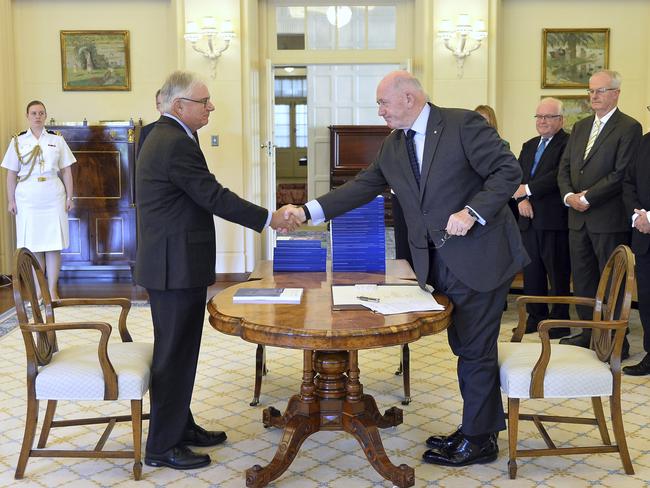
[[1, 298, 649, 487]]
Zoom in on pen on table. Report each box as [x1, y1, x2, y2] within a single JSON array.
[[357, 296, 380, 303]]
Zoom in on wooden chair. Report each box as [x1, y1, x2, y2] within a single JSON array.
[[12, 248, 153, 480], [498, 244, 635, 479]]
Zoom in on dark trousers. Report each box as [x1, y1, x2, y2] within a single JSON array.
[[521, 227, 571, 325], [428, 248, 510, 436], [569, 228, 630, 320], [146, 286, 207, 454], [636, 252, 650, 354]]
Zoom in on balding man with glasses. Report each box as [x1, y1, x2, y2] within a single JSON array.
[[557, 70, 641, 354], [512, 97, 571, 338]]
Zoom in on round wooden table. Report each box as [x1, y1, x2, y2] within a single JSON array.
[[208, 270, 452, 488]]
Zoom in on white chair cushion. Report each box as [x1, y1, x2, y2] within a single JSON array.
[[35, 342, 153, 400], [498, 342, 613, 399]]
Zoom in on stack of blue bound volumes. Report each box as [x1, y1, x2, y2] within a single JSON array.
[[331, 195, 385, 272], [273, 238, 327, 272]]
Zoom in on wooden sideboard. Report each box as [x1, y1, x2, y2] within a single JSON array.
[[329, 125, 393, 225], [49, 124, 136, 278]]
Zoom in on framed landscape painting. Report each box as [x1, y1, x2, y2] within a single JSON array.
[[549, 95, 592, 132], [542, 28, 609, 88], [60, 30, 131, 91]]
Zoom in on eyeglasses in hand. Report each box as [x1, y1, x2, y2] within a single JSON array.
[[178, 97, 211, 108], [533, 114, 561, 120], [586, 87, 618, 95], [431, 229, 452, 249]]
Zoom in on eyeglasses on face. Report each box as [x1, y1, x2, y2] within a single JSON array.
[[178, 97, 211, 108], [431, 229, 452, 249], [586, 87, 618, 95], [533, 114, 561, 120]]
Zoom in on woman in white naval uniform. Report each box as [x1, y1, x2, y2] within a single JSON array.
[[2, 100, 76, 299]]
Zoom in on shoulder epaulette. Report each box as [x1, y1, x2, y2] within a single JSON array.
[[17, 130, 27, 136], [46, 129, 57, 135]]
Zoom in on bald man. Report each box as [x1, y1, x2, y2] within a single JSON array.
[[287, 71, 528, 467]]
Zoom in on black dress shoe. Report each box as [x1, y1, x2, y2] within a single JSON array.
[[548, 327, 571, 339], [425, 426, 463, 450], [181, 424, 227, 447], [559, 332, 590, 348], [422, 435, 498, 466], [145, 445, 211, 470], [623, 354, 650, 375]]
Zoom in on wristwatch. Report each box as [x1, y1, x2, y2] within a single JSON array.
[[515, 196, 528, 203]]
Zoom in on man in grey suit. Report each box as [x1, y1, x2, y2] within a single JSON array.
[[287, 71, 528, 466], [136, 71, 297, 470], [557, 70, 641, 353]]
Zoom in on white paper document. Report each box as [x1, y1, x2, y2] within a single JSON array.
[[233, 287, 303, 304], [331, 284, 444, 314]]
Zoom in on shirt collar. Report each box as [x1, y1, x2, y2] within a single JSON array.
[[163, 113, 195, 140], [596, 106, 617, 125], [405, 103, 430, 137]]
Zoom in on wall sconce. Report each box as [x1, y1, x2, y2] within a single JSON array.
[[438, 14, 487, 78], [184, 17, 236, 77]]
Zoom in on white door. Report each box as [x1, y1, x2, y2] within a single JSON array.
[[306, 64, 400, 199]]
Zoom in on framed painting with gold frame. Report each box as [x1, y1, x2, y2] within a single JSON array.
[[60, 30, 131, 91], [542, 28, 609, 88]]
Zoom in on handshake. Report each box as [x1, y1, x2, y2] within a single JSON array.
[[270, 204, 308, 234]]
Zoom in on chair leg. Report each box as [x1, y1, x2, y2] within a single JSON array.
[[131, 400, 143, 480], [507, 397, 520, 480], [15, 398, 39, 479], [251, 344, 265, 406], [401, 344, 411, 405], [37, 400, 57, 448], [610, 394, 634, 475], [591, 396, 611, 445]]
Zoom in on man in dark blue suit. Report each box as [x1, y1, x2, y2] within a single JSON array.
[[287, 71, 528, 467], [512, 97, 571, 338]]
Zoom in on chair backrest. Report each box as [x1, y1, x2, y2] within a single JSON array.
[[13, 248, 58, 368], [591, 245, 635, 362]]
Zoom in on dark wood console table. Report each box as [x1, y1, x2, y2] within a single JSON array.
[[208, 266, 451, 487]]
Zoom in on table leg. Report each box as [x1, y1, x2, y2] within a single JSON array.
[[251, 349, 414, 488], [343, 351, 415, 488], [251, 344, 265, 406]]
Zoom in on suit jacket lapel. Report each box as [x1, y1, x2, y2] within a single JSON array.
[[419, 104, 444, 199]]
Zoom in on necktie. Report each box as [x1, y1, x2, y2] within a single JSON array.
[[405, 129, 420, 187], [583, 118, 602, 159], [530, 138, 548, 176]]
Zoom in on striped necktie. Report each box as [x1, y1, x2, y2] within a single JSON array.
[[583, 118, 601, 159], [405, 129, 420, 187]]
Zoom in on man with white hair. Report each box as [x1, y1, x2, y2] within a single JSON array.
[[558, 70, 641, 355], [512, 97, 571, 338], [135, 70, 298, 470]]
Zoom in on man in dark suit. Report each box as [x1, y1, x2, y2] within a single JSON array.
[[512, 97, 571, 338], [558, 70, 641, 353], [622, 130, 650, 375], [136, 70, 297, 470], [288, 71, 528, 466]]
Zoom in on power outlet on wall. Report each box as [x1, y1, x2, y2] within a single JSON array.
[[211, 135, 219, 146]]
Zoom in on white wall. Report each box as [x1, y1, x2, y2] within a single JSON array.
[[500, 0, 650, 155]]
